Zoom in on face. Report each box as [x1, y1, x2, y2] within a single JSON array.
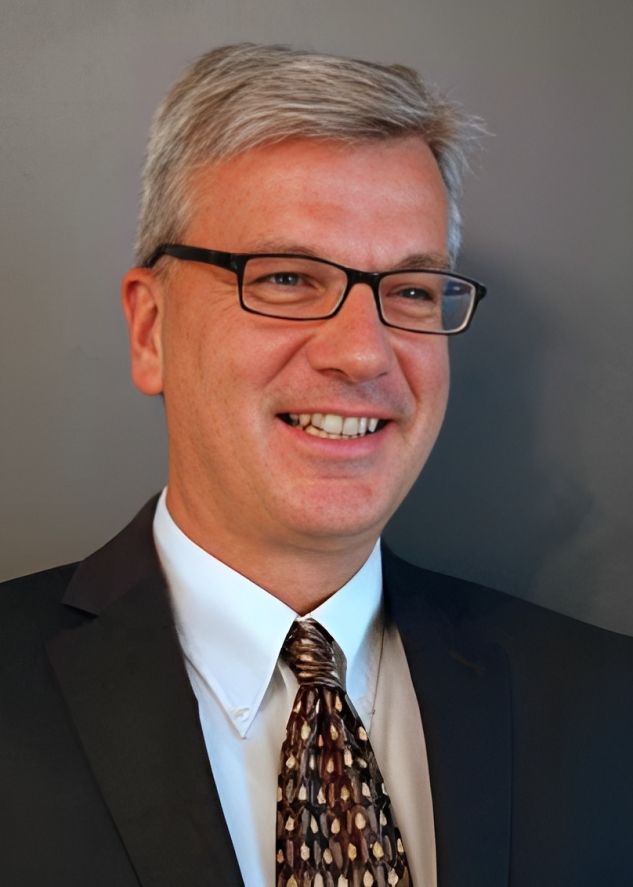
[[124, 137, 450, 557]]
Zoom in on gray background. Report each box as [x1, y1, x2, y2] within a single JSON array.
[[1, 0, 632, 635]]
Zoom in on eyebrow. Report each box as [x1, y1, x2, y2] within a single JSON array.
[[390, 253, 452, 272], [250, 241, 453, 272]]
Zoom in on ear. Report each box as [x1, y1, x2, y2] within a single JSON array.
[[121, 267, 165, 395]]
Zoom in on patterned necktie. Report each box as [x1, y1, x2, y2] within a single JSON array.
[[276, 618, 412, 887]]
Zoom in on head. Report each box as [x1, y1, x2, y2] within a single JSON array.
[[123, 45, 484, 585]]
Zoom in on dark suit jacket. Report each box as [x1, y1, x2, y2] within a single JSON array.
[[1, 496, 632, 886]]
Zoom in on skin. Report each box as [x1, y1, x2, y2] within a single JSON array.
[[122, 136, 450, 614]]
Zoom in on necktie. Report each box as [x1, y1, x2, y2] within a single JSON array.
[[276, 618, 412, 887]]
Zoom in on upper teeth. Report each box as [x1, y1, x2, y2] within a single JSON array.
[[287, 412, 380, 438]]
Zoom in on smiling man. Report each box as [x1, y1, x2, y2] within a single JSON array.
[[1, 44, 632, 887]]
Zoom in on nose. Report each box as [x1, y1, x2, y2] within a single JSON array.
[[304, 282, 397, 383]]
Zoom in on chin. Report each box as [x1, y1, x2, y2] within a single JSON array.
[[277, 495, 394, 547]]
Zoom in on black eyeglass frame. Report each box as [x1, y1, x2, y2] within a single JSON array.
[[145, 243, 488, 335]]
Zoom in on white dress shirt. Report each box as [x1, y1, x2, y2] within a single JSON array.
[[153, 489, 436, 887]]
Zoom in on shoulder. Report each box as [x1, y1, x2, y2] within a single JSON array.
[[382, 544, 633, 671], [0, 563, 80, 651], [0, 562, 79, 607], [0, 495, 161, 636], [0, 562, 78, 597]]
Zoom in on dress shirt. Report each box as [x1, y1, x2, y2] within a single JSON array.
[[153, 489, 436, 887]]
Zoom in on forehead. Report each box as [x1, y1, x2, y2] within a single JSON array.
[[183, 137, 449, 269]]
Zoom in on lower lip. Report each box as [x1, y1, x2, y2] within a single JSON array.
[[276, 417, 391, 456]]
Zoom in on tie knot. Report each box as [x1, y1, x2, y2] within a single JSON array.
[[281, 619, 343, 687]]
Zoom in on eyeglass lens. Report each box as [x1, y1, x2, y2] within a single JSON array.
[[241, 257, 475, 333]]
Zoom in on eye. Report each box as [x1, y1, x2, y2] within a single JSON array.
[[392, 286, 436, 301], [268, 272, 303, 287]]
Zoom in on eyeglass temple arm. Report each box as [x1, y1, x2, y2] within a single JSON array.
[[143, 244, 235, 271]]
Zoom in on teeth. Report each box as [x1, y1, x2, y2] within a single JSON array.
[[286, 412, 383, 438], [305, 425, 328, 438], [322, 414, 343, 434], [342, 416, 359, 436]]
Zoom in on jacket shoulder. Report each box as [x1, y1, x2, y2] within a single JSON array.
[[382, 545, 633, 660], [0, 563, 80, 648], [0, 562, 78, 603]]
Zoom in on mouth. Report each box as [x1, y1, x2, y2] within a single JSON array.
[[279, 412, 389, 440]]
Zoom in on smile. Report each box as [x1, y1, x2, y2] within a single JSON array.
[[280, 412, 388, 439]]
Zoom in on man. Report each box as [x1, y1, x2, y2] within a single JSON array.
[[1, 43, 631, 887]]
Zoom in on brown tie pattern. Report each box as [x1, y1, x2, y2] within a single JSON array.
[[276, 618, 412, 887]]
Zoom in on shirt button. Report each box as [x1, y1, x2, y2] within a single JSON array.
[[233, 707, 250, 721]]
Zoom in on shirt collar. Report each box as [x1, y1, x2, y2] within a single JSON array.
[[309, 546, 383, 717], [153, 489, 383, 737]]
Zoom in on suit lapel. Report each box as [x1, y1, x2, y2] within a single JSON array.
[[48, 499, 244, 887], [383, 547, 512, 887]]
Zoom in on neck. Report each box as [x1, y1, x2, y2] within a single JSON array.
[[165, 487, 380, 615]]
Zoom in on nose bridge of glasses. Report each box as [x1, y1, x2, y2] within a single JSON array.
[[339, 268, 384, 316]]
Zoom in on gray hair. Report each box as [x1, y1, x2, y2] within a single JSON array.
[[136, 43, 484, 267]]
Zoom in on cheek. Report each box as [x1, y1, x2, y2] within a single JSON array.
[[406, 339, 450, 412], [158, 296, 220, 428], [405, 344, 450, 480], [164, 299, 303, 424]]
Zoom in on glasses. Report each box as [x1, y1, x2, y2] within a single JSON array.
[[145, 244, 487, 335]]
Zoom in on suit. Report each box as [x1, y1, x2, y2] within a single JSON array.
[[1, 496, 632, 886]]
